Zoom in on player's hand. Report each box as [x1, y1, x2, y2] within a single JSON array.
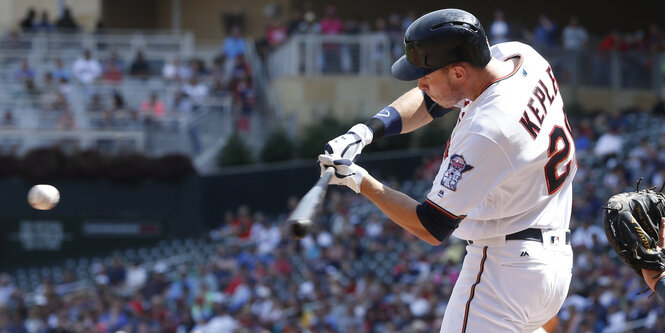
[[318, 154, 367, 193], [642, 217, 665, 292], [324, 123, 373, 161]]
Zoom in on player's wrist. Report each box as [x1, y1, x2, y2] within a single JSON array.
[[348, 123, 373, 146], [365, 106, 403, 143]]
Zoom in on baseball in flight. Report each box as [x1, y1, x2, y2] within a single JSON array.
[[27, 184, 60, 210]]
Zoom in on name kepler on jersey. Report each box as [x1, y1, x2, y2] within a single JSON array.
[[518, 66, 560, 140], [441, 154, 474, 191]]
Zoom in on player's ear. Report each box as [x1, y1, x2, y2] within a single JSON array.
[[449, 64, 466, 81]]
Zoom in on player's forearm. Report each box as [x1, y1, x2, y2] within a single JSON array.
[[360, 174, 440, 245], [388, 87, 433, 134]]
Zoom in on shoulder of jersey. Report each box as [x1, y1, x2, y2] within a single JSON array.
[[490, 41, 537, 59]]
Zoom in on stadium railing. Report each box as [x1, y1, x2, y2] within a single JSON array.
[[268, 33, 392, 78], [267, 33, 665, 92]]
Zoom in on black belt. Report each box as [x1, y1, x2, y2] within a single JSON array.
[[467, 228, 571, 245]]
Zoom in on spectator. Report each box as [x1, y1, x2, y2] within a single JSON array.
[[229, 55, 251, 82], [0, 274, 15, 307], [172, 90, 193, 114], [561, 16, 588, 84], [72, 50, 102, 85], [597, 30, 626, 52], [533, 14, 559, 50], [562, 16, 589, 50], [55, 7, 79, 32], [104, 51, 124, 72], [231, 205, 253, 240], [593, 125, 623, 162], [125, 261, 147, 295], [96, 90, 134, 129], [102, 60, 123, 83], [1, 109, 16, 128], [210, 56, 226, 81], [645, 23, 665, 52], [14, 59, 36, 83], [51, 58, 72, 82], [319, 5, 344, 73], [41, 71, 57, 92], [19, 8, 36, 32], [222, 25, 246, 61], [181, 76, 209, 108], [233, 75, 256, 116], [402, 10, 417, 33], [626, 137, 656, 179], [39, 73, 61, 109], [139, 92, 166, 120], [210, 78, 227, 98], [35, 11, 54, 32], [0, 30, 26, 50], [571, 219, 607, 250], [286, 8, 306, 36], [202, 303, 238, 333], [489, 9, 510, 44], [107, 257, 127, 286], [162, 58, 190, 82], [265, 18, 288, 49], [20, 78, 40, 99], [189, 58, 208, 78], [129, 50, 150, 79]]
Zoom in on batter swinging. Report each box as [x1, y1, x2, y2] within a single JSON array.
[[319, 8, 576, 332]]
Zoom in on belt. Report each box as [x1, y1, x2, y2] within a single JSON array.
[[467, 228, 571, 245]]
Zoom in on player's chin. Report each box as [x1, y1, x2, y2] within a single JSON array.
[[434, 96, 457, 109]]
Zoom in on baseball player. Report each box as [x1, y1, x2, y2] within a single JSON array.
[[319, 8, 576, 332]]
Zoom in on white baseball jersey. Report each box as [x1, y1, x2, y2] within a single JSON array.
[[426, 41, 577, 241]]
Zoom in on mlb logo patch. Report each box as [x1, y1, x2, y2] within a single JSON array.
[[441, 154, 474, 191]]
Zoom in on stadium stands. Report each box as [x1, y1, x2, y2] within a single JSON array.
[[1, 6, 665, 333]]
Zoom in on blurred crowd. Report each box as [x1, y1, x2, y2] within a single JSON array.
[[2, 106, 665, 332], [1, 5, 664, 138], [249, 5, 665, 87], [0, 6, 256, 144], [1, 50, 254, 133]]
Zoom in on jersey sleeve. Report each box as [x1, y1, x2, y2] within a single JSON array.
[[427, 133, 514, 217]]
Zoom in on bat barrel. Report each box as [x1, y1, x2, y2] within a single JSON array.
[[287, 167, 334, 239]]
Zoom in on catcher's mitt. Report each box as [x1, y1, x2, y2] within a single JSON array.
[[603, 181, 665, 278]]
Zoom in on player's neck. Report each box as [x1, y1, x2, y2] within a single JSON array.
[[469, 58, 516, 100]]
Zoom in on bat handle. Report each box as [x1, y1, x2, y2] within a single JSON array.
[[321, 166, 335, 181]]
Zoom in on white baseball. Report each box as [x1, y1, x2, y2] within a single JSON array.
[[27, 184, 60, 210]]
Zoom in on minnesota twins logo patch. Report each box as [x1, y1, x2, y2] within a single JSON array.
[[441, 154, 474, 191]]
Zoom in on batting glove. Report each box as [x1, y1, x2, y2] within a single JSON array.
[[324, 123, 373, 161], [318, 154, 367, 193]]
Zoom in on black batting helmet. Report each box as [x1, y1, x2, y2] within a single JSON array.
[[391, 8, 491, 81]]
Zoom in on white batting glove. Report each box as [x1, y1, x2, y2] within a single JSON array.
[[318, 154, 367, 193], [324, 123, 373, 161]]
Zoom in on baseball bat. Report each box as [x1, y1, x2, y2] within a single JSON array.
[[287, 167, 335, 239]]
